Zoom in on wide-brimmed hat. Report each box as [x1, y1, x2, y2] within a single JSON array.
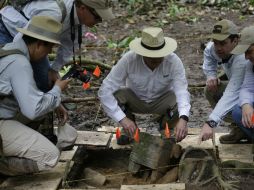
[[80, 0, 115, 20], [16, 16, 62, 44], [231, 25, 254, 54], [209, 19, 238, 41], [129, 27, 177, 58]]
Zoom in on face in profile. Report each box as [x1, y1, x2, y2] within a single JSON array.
[[76, 4, 102, 27], [213, 37, 238, 59], [245, 45, 254, 64]]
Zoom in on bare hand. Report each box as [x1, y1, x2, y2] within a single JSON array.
[[206, 77, 220, 92], [175, 118, 188, 142], [119, 117, 137, 137], [55, 104, 68, 125], [55, 79, 71, 91], [198, 123, 214, 143], [242, 104, 254, 128]]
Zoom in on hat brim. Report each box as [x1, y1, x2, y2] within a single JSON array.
[[209, 33, 230, 41], [231, 44, 250, 55], [16, 28, 61, 45], [129, 37, 177, 58], [95, 7, 115, 20]]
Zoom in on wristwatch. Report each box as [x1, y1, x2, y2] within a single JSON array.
[[205, 120, 218, 128], [180, 115, 189, 122]]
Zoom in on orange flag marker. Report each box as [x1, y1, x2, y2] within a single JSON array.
[[116, 127, 121, 139], [82, 82, 90, 89], [93, 65, 101, 77], [134, 128, 140, 143], [165, 122, 170, 138], [83, 69, 87, 75], [252, 114, 254, 124]]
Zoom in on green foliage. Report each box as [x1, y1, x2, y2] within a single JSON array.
[[59, 65, 72, 77], [249, 0, 254, 6], [167, 0, 187, 19], [106, 36, 135, 49]]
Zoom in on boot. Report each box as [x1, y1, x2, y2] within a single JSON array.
[[0, 157, 39, 176], [219, 127, 250, 144]]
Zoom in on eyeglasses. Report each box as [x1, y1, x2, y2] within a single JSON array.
[[88, 7, 102, 23]]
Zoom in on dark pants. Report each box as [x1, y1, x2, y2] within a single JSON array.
[[232, 104, 254, 141]]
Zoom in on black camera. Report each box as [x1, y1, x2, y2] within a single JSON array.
[[61, 65, 90, 83]]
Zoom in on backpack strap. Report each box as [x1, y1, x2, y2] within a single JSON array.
[[56, 0, 67, 23]]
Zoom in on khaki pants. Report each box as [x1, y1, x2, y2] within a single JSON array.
[[0, 119, 60, 176], [204, 81, 233, 123], [114, 88, 179, 129]]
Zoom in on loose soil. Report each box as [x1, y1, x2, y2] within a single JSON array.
[[61, 1, 254, 190]]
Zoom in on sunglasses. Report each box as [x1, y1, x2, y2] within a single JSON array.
[[88, 7, 102, 22]]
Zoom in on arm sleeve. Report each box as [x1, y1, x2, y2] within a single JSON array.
[[171, 56, 191, 117], [239, 62, 254, 106], [9, 57, 61, 120], [202, 42, 218, 79], [98, 55, 129, 122], [209, 57, 247, 123]]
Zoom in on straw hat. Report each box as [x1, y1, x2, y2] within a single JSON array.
[[231, 25, 254, 54], [16, 16, 62, 44], [209, 19, 238, 41], [80, 0, 115, 20], [129, 27, 177, 58]]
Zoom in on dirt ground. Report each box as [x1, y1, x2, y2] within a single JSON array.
[[61, 1, 254, 189]]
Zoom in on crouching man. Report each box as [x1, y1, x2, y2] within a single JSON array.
[[0, 16, 74, 176], [98, 27, 191, 144]]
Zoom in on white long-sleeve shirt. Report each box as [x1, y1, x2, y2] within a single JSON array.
[[0, 39, 61, 120], [239, 61, 254, 106], [98, 51, 191, 122], [203, 42, 247, 123], [0, 0, 83, 71]]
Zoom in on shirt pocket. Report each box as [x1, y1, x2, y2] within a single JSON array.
[[128, 74, 149, 91]]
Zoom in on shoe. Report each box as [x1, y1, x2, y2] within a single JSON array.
[[219, 127, 250, 144], [117, 135, 132, 145]]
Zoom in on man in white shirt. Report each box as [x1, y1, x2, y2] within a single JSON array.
[[231, 26, 254, 142], [0, 0, 114, 92], [199, 19, 248, 143], [98, 27, 191, 144]]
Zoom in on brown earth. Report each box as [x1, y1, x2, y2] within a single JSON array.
[[61, 1, 254, 189]]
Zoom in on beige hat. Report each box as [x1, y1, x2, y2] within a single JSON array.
[[231, 25, 254, 54], [129, 27, 177, 58], [16, 16, 62, 44], [80, 0, 115, 20], [209, 19, 238, 41]]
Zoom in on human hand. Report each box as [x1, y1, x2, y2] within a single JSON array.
[[55, 104, 68, 125], [175, 118, 188, 142], [55, 78, 71, 91], [206, 77, 220, 92], [119, 117, 137, 137], [242, 104, 254, 128], [198, 123, 214, 143]]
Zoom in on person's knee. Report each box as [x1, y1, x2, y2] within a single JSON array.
[[38, 145, 60, 171]]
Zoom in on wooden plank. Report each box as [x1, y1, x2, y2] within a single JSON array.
[[75, 131, 112, 147], [218, 144, 253, 163], [214, 133, 228, 146], [120, 183, 185, 190], [109, 134, 132, 149], [187, 127, 201, 135], [59, 146, 78, 162], [178, 134, 213, 149], [97, 125, 119, 133], [0, 162, 67, 190]]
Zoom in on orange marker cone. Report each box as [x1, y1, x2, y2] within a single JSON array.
[[93, 65, 101, 77], [134, 128, 140, 143], [165, 122, 170, 138], [116, 127, 121, 139], [252, 114, 254, 125], [82, 82, 90, 89]]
